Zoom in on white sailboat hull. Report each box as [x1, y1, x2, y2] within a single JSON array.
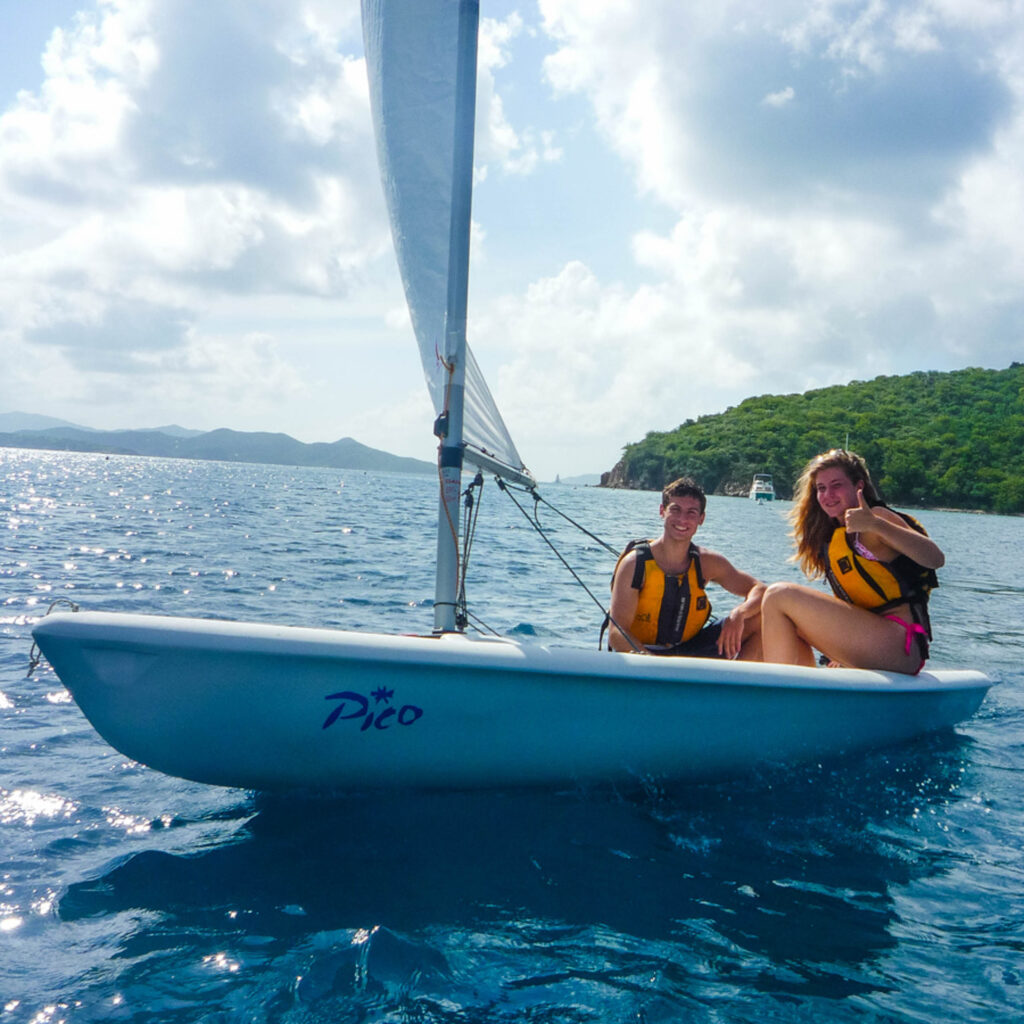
[[32, 611, 993, 791]]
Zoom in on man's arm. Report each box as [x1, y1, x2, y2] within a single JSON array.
[[701, 550, 765, 659], [607, 551, 645, 653]]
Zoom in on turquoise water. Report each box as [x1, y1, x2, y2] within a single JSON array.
[[2, 448, 1023, 1022]]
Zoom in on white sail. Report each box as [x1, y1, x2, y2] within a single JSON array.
[[362, 0, 532, 485]]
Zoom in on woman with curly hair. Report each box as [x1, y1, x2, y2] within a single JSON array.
[[761, 449, 943, 673]]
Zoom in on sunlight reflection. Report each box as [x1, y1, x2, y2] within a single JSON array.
[[0, 790, 76, 827], [202, 952, 241, 973], [31, 892, 56, 917], [352, 926, 379, 945], [103, 807, 154, 835]]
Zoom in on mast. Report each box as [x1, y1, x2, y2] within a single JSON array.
[[434, 0, 479, 633]]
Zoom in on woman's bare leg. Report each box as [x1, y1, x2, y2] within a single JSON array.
[[737, 613, 763, 662], [762, 582, 922, 672]]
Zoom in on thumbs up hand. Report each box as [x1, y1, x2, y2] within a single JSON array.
[[844, 487, 876, 533]]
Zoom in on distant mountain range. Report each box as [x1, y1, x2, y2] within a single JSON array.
[[0, 412, 435, 475], [551, 473, 601, 487]]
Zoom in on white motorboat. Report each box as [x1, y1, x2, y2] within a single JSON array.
[[750, 473, 775, 501]]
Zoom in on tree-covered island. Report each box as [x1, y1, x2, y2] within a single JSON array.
[[602, 364, 1024, 514]]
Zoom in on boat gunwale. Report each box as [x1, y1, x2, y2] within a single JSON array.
[[32, 610, 994, 696]]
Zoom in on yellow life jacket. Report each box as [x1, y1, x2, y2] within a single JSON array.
[[823, 514, 937, 617], [613, 540, 712, 647]]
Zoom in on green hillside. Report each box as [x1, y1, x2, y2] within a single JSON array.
[[604, 364, 1024, 513]]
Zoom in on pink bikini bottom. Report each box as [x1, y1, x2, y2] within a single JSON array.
[[884, 614, 927, 674]]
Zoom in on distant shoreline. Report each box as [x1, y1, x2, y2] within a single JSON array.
[[0, 425, 435, 477]]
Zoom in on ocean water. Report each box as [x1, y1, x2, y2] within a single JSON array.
[[2, 448, 1023, 1023]]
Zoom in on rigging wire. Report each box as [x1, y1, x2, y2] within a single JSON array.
[[496, 478, 610, 613], [26, 598, 80, 677], [441, 465, 641, 652], [525, 489, 621, 556], [494, 478, 643, 652], [455, 471, 485, 630]]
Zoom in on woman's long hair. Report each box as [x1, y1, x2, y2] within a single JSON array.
[[790, 449, 883, 577]]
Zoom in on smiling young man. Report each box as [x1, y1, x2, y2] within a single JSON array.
[[607, 477, 765, 660]]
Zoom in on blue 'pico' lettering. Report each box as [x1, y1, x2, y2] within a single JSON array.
[[322, 687, 423, 732], [398, 704, 423, 726]]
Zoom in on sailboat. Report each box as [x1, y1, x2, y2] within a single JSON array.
[[29, 0, 992, 792]]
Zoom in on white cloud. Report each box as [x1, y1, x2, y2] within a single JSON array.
[[3, 0, 1024, 481], [510, 0, 1024, 474], [476, 259, 767, 474], [0, 0, 397, 437], [762, 86, 795, 107], [477, 11, 562, 176], [541, 0, 1018, 207]]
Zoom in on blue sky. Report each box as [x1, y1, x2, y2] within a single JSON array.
[[2, 0, 1022, 481]]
